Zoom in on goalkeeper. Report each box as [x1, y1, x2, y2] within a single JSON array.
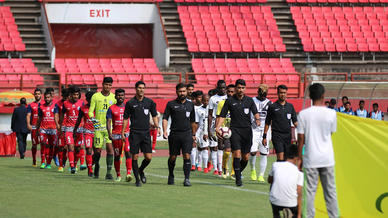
[[88, 77, 116, 180]]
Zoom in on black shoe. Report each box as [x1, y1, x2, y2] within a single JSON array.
[[167, 175, 174, 185], [183, 179, 191, 187], [105, 173, 113, 180], [88, 172, 93, 177], [94, 164, 99, 179], [139, 170, 146, 184], [236, 179, 243, 187], [135, 180, 142, 187], [71, 167, 76, 174]]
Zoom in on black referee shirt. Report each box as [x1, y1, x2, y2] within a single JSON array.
[[163, 99, 195, 132], [219, 95, 258, 128], [265, 100, 297, 134], [123, 96, 157, 131]]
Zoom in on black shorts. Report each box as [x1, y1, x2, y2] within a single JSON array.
[[218, 138, 231, 150], [168, 131, 193, 156], [271, 203, 297, 218], [230, 127, 252, 154], [129, 130, 152, 154], [272, 131, 291, 154]]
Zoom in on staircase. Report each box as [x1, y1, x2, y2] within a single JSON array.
[[4, 0, 51, 71], [158, 0, 192, 72]]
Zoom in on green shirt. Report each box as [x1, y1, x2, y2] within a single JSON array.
[[88, 92, 116, 129]]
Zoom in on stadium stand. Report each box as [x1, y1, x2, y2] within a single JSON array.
[[178, 5, 286, 52], [175, 0, 266, 3], [291, 7, 388, 52], [55, 58, 164, 85], [0, 7, 26, 52], [0, 58, 42, 86], [287, 0, 388, 3]]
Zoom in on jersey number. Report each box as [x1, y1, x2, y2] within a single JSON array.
[[103, 104, 108, 110]]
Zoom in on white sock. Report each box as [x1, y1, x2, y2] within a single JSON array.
[[211, 150, 217, 170], [259, 155, 267, 176], [196, 148, 200, 166], [191, 147, 197, 166], [217, 150, 223, 172], [250, 155, 256, 171], [202, 149, 208, 168], [198, 150, 203, 168]]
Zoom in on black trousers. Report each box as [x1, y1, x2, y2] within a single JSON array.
[[16, 132, 28, 158]]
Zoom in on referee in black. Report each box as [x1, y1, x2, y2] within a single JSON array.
[[122, 81, 160, 187], [163, 83, 197, 186], [262, 84, 297, 161], [216, 79, 260, 187]]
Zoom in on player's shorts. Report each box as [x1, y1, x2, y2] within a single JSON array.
[[168, 131, 193, 155], [31, 129, 40, 145], [94, 130, 112, 149], [64, 131, 76, 146], [196, 134, 209, 148], [75, 132, 84, 147], [230, 127, 252, 154], [272, 131, 291, 154], [208, 137, 218, 148], [39, 129, 57, 146], [83, 133, 94, 149], [251, 131, 269, 155], [218, 138, 231, 150], [129, 130, 151, 154], [113, 136, 130, 156]]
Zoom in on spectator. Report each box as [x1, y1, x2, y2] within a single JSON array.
[[328, 98, 338, 111], [341, 102, 354, 115], [11, 97, 30, 159], [355, 100, 368, 118], [338, 96, 349, 112], [369, 103, 384, 120]]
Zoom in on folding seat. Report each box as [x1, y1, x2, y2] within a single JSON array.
[[357, 43, 369, 52], [335, 43, 347, 52], [379, 43, 388, 52]]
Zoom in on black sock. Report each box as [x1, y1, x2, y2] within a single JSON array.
[[94, 152, 101, 166], [168, 158, 176, 177], [132, 159, 139, 181], [183, 159, 191, 180], [240, 159, 248, 172], [139, 159, 151, 172], [233, 158, 241, 181]]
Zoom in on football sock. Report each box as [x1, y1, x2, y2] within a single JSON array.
[[94, 152, 101, 170], [249, 155, 257, 171], [53, 146, 59, 161], [217, 150, 223, 172], [114, 156, 121, 177], [86, 154, 93, 173], [190, 147, 197, 166], [222, 151, 231, 170], [106, 154, 113, 175], [202, 150, 209, 168], [132, 159, 139, 181], [31, 146, 37, 165], [233, 158, 241, 181], [168, 158, 176, 177], [40, 145, 45, 163], [259, 155, 267, 176], [198, 150, 203, 168], [44, 146, 50, 164], [240, 159, 248, 172], [139, 159, 151, 172], [126, 158, 132, 175], [183, 159, 191, 180], [74, 149, 80, 167], [211, 151, 217, 170], [46, 147, 53, 165], [80, 148, 85, 165], [58, 150, 63, 167], [68, 151, 75, 168], [62, 150, 67, 167]]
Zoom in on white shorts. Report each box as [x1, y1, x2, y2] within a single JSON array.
[[251, 130, 269, 155], [196, 135, 209, 148]]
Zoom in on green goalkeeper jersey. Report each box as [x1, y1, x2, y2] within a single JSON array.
[[88, 92, 116, 130]]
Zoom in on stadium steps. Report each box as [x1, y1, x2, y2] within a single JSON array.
[[158, 0, 192, 73], [4, 0, 51, 71]]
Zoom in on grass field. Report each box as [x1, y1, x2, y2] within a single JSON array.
[[0, 155, 276, 218]]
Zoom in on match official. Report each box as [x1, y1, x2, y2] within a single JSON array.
[[163, 83, 197, 186]]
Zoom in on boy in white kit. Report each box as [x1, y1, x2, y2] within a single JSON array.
[[195, 94, 210, 173]]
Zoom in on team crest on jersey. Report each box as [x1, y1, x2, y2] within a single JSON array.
[[186, 111, 190, 117], [144, 109, 149, 115], [244, 108, 249, 114], [109, 101, 113, 105]]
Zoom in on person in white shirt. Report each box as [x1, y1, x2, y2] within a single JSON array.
[[297, 83, 338, 218], [195, 94, 210, 173], [268, 145, 303, 218], [191, 90, 203, 171]]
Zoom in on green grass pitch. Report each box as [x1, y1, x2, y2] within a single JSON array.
[[0, 155, 276, 218]]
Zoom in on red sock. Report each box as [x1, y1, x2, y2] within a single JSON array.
[[40, 146, 46, 163], [46, 147, 53, 165], [62, 151, 67, 167], [114, 158, 121, 177], [86, 154, 93, 173], [126, 158, 132, 175], [68, 151, 74, 168], [74, 150, 80, 168], [32, 146, 37, 165], [53, 146, 59, 159], [80, 148, 85, 165], [58, 150, 63, 167]]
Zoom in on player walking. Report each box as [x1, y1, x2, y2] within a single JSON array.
[[55, 88, 69, 170], [26, 88, 42, 167], [195, 94, 210, 173]]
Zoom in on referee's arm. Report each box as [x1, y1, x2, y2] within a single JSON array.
[[190, 105, 197, 141], [291, 105, 298, 127], [262, 105, 273, 146], [162, 102, 171, 139], [122, 101, 130, 142], [250, 98, 260, 126]]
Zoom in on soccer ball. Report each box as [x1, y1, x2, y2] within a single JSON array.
[[220, 127, 232, 139]]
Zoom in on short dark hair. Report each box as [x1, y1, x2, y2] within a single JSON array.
[[186, 83, 194, 89], [103, 77, 113, 84], [192, 90, 203, 98], [208, 89, 218, 96], [325, 101, 330, 104], [309, 83, 325, 101], [216, 80, 226, 87], [359, 100, 365, 104], [235, 79, 246, 87], [20, 97, 26, 105], [44, 91, 52, 97], [277, 85, 288, 92], [373, 103, 379, 107], [227, 84, 235, 89], [330, 98, 337, 105], [176, 83, 186, 91], [34, 88, 42, 94], [85, 91, 95, 101], [68, 85, 80, 94], [46, 87, 54, 93], [285, 144, 298, 159], [342, 96, 348, 101], [61, 88, 69, 98], [345, 102, 351, 105], [115, 88, 125, 95], [135, 81, 146, 88]]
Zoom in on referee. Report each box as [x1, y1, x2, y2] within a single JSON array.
[[262, 85, 297, 161], [122, 81, 160, 187], [216, 79, 260, 186], [163, 83, 197, 186]]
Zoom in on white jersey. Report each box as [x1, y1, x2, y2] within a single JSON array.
[[208, 94, 227, 118], [195, 105, 208, 135], [251, 97, 272, 132]]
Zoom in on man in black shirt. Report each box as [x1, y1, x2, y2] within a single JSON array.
[[216, 79, 260, 186], [163, 83, 197, 186], [122, 81, 160, 187], [263, 85, 297, 161]]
